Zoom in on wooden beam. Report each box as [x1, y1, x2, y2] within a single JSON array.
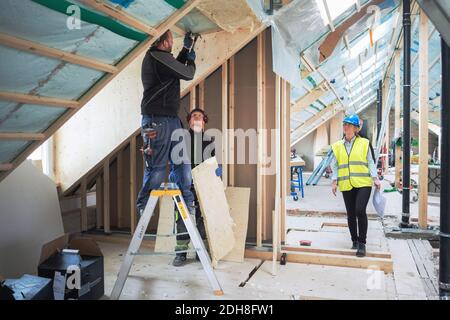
[[280, 79, 290, 244], [117, 151, 124, 229], [411, 112, 441, 136], [291, 103, 341, 146], [0, 32, 118, 74], [282, 245, 391, 259], [198, 81, 205, 110], [103, 159, 111, 234], [301, 54, 345, 111], [418, 9, 429, 229], [318, 0, 385, 62], [291, 81, 326, 113], [0, 91, 79, 108], [0, 163, 13, 171], [130, 136, 137, 234], [221, 61, 229, 188], [190, 87, 196, 110], [245, 248, 394, 274], [96, 175, 103, 229], [0, 0, 200, 183], [81, 177, 88, 232], [0, 132, 45, 140], [228, 56, 235, 187], [273, 75, 282, 275], [79, 0, 158, 36], [256, 32, 265, 248]]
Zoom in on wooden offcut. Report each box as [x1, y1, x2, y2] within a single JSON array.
[[192, 157, 235, 267], [222, 187, 251, 263], [154, 196, 176, 253]]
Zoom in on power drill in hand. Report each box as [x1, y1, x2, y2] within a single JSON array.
[[142, 123, 158, 157]]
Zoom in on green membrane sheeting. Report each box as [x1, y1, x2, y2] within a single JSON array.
[[31, 0, 147, 41]]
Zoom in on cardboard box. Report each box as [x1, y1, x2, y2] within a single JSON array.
[[37, 235, 104, 300], [0, 274, 52, 300]]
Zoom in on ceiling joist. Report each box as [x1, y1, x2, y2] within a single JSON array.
[[0, 32, 119, 74], [0, 132, 46, 140], [0, 91, 79, 109]]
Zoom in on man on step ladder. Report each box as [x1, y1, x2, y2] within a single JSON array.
[[110, 182, 224, 300]]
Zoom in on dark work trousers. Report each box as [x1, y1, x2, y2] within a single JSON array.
[[136, 115, 194, 212], [175, 185, 207, 252], [342, 187, 372, 244]]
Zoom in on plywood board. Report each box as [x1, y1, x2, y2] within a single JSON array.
[[223, 187, 251, 262], [192, 157, 235, 267]]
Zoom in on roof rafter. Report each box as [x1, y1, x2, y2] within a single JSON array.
[[0, 32, 119, 74], [0, 91, 79, 109]]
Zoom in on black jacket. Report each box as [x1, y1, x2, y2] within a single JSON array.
[[190, 129, 215, 169], [141, 47, 196, 116]]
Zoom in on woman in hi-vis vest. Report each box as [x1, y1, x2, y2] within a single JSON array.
[[330, 114, 381, 257]]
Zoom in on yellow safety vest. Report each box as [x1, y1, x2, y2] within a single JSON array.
[[331, 136, 373, 192]]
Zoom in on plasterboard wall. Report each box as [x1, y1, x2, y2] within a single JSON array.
[[0, 160, 64, 278]]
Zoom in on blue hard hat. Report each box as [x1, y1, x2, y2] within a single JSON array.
[[343, 114, 360, 127]]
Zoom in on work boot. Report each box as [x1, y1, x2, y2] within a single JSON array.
[[351, 241, 358, 250], [356, 242, 366, 257], [172, 253, 187, 267]]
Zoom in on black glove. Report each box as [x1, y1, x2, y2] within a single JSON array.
[[184, 33, 193, 49], [187, 50, 196, 62]]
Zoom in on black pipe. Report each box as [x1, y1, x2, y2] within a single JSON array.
[[377, 81, 382, 141], [400, 0, 411, 228], [440, 36, 450, 299]]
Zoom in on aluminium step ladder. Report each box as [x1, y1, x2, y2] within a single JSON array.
[[110, 183, 223, 300]]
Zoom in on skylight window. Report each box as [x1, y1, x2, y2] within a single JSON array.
[[316, 0, 357, 27]]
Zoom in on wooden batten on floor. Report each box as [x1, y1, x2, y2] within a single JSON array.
[[245, 247, 394, 274]]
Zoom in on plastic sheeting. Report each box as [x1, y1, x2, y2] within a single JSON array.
[[0, 141, 31, 163], [0, 104, 68, 133], [0, 46, 105, 100], [105, 0, 178, 27], [247, 0, 407, 141], [247, 0, 372, 88], [176, 8, 220, 34]]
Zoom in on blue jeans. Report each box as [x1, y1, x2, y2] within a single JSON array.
[[136, 115, 194, 212]]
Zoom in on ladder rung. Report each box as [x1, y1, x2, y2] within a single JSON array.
[[131, 249, 197, 256], [144, 232, 189, 238]]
